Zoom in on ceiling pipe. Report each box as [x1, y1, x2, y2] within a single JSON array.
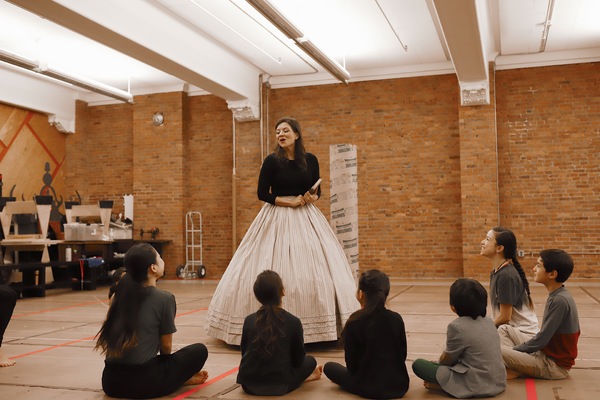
[[0, 47, 134, 104]]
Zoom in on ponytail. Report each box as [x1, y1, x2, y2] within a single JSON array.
[[254, 304, 285, 358], [511, 257, 533, 308], [95, 243, 156, 357], [95, 273, 148, 357], [342, 270, 389, 338], [252, 270, 286, 358]]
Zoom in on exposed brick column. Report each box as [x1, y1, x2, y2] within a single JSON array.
[[132, 92, 185, 277], [459, 66, 499, 279]]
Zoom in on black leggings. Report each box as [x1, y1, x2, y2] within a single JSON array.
[[287, 355, 317, 393], [241, 355, 317, 395], [0, 285, 17, 346], [102, 343, 208, 399], [324, 362, 356, 393]]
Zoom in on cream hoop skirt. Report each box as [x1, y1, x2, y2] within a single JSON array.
[[206, 203, 360, 345]]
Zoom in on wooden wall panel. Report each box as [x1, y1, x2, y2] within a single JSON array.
[[0, 103, 67, 223]]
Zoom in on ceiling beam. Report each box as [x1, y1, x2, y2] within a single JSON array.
[[0, 64, 77, 133], [7, 0, 261, 104], [432, 0, 490, 105]]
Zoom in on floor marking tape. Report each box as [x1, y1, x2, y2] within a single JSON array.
[[12, 299, 108, 318], [9, 307, 205, 360], [171, 367, 239, 399], [176, 307, 207, 317], [525, 378, 537, 400], [11, 335, 96, 359]]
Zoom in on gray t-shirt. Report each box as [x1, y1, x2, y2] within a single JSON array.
[[108, 286, 177, 365], [490, 264, 539, 335]]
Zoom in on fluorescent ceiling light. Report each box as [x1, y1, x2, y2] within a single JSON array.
[[0, 47, 134, 104], [246, 0, 350, 83]]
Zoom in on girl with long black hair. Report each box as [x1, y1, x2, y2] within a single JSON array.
[[237, 270, 322, 395], [95, 243, 208, 399], [481, 227, 539, 337], [324, 269, 409, 399]]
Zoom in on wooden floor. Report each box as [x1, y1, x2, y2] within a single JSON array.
[[1, 277, 599, 399]]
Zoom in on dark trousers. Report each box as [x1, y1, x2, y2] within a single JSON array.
[[324, 362, 356, 393], [0, 285, 17, 346], [241, 355, 317, 395], [287, 355, 317, 393], [102, 343, 208, 399]]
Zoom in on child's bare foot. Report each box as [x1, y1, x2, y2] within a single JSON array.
[[506, 368, 521, 379], [184, 370, 208, 385], [424, 381, 441, 390], [305, 365, 323, 382], [0, 349, 16, 367]]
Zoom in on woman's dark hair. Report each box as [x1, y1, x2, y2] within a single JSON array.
[[342, 269, 390, 337], [253, 270, 286, 358], [492, 226, 533, 308], [95, 243, 157, 357], [540, 249, 574, 283], [273, 117, 307, 169], [450, 278, 487, 319]]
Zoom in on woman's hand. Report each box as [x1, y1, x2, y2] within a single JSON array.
[[275, 195, 306, 207], [293, 195, 306, 207], [303, 191, 318, 204]]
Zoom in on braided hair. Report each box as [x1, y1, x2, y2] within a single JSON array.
[[492, 227, 533, 308]]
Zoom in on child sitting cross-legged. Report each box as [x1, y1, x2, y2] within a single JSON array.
[[236, 270, 322, 395], [412, 278, 506, 399], [323, 269, 410, 399], [500, 249, 580, 380]]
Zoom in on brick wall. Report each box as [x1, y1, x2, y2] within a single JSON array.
[[58, 61, 600, 279], [184, 95, 242, 278], [266, 76, 464, 278], [496, 62, 600, 277], [69, 100, 133, 213]]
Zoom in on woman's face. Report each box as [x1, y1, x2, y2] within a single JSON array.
[[276, 122, 298, 153], [480, 229, 499, 258]]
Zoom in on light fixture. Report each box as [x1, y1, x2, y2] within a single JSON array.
[[152, 112, 164, 126], [539, 0, 556, 52], [0, 47, 134, 104], [246, 0, 351, 84]]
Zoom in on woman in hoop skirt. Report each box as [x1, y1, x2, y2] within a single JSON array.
[[207, 117, 360, 345]]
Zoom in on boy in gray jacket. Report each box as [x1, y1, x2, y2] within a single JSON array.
[[412, 279, 506, 398]]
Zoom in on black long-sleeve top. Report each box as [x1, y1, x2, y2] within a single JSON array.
[[257, 153, 321, 204], [344, 309, 410, 399], [236, 310, 307, 395]]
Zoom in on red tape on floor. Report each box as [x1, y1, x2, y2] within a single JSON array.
[[9, 307, 207, 361], [11, 335, 97, 360], [171, 367, 239, 399], [11, 299, 109, 318], [525, 378, 537, 400]]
